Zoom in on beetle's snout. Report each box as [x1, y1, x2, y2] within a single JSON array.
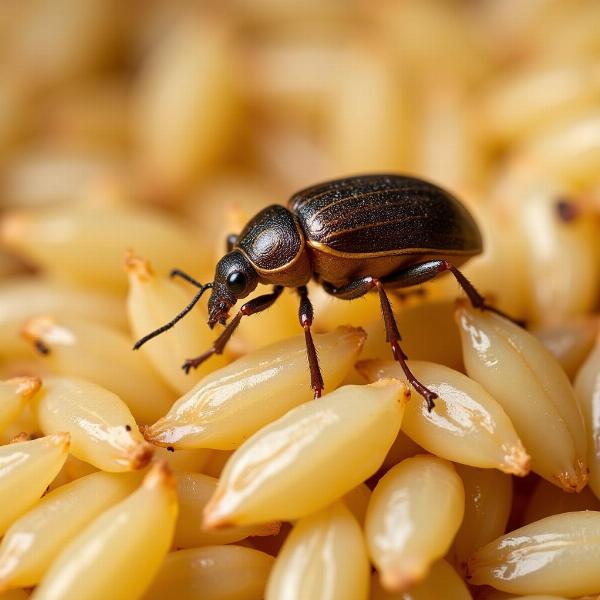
[[207, 284, 235, 328]]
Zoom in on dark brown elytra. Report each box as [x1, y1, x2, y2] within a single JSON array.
[[134, 173, 508, 411]]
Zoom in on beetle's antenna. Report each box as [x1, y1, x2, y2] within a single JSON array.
[[133, 283, 213, 350]]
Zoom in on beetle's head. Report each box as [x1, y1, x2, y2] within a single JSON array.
[[208, 250, 259, 328]]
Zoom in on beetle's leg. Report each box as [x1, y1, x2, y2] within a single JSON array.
[[169, 269, 205, 289], [381, 260, 518, 323], [297, 286, 324, 399], [323, 277, 437, 411], [182, 285, 284, 374]]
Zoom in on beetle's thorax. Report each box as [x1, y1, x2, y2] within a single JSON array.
[[235, 204, 312, 288]]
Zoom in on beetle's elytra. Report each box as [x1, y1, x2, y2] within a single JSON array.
[[135, 173, 504, 411]]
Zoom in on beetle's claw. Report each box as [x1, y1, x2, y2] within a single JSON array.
[[181, 358, 200, 374], [425, 394, 437, 412]]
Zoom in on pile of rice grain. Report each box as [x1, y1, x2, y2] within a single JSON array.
[[1, 1, 600, 599]]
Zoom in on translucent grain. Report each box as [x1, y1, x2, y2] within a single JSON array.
[[0, 471, 142, 589], [201, 450, 233, 478], [380, 431, 424, 471], [145, 326, 365, 449], [142, 546, 274, 600], [357, 360, 529, 475], [32, 461, 177, 600], [533, 318, 598, 380], [8, 0, 122, 90], [326, 43, 410, 174], [0, 434, 69, 536], [369, 559, 472, 600], [516, 190, 599, 323], [21, 316, 173, 424], [574, 338, 600, 499], [126, 254, 227, 394], [0, 207, 208, 292], [0, 377, 40, 433], [265, 502, 369, 600], [483, 64, 600, 144], [0, 278, 126, 356], [33, 376, 153, 472], [343, 483, 371, 526], [365, 455, 465, 592], [174, 472, 279, 548], [47, 454, 97, 491], [360, 301, 464, 372], [456, 303, 588, 491], [468, 511, 600, 596], [204, 380, 407, 527], [153, 446, 212, 474], [523, 111, 600, 187], [451, 465, 513, 574], [136, 18, 239, 196], [523, 479, 600, 525]]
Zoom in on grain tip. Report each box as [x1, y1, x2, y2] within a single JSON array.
[[49, 431, 71, 450], [143, 459, 174, 490], [9, 431, 32, 444], [20, 315, 56, 347], [129, 441, 155, 470], [140, 422, 172, 447], [380, 560, 426, 593], [502, 444, 531, 477], [202, 492, 233, 530], [124, 250, 154, 281], [555, 461, 589, 493], [9, 375, 42, 400]]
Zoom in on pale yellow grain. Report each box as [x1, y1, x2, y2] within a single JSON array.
[[366, 455, 464, 592], [265, 502, 369, 600], [482, 63, 600, 144], [0, 278, 126, 356], [0, 207, 209, 292], [33, 376, 153, 472], [142, 546, 274, 600], [203, 380, 407, 527], [369, 559, 472, 600], [533, 317, 598, 380], [523, 479, 600, 525], [174, 472, 279, 548], [126, 254, 227, 394], [0, 433, 69, 535], [153, 446, 212, 473], [343, 483, 371, 526], [0, 377, 40, 433], [456, 303, 587, 491], [21, 315, 173, 424], [523, 111, 600, 187], [574, 339, 600, 499], [0, 471, 142, 589], [326, 42, 411, 174], [360, 300, 464, 372], [136, 17, 239, 196], [516, 190, 599, 323], [32, 461, 177, 600], [358, 360, 529, 476], [468, 511, 600, 596], [451, 465, 512, 574], [144, 326, 365, 449]]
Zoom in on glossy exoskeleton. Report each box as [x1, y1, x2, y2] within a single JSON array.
[[135, 173, 504, 411]]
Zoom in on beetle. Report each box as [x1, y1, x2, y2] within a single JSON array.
[[134, 173, 507, 411]]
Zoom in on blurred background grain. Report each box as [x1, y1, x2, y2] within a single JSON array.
[[1, 0, 600, 341]]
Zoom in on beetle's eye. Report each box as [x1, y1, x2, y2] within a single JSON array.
[[226, 271, 247, 296]]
